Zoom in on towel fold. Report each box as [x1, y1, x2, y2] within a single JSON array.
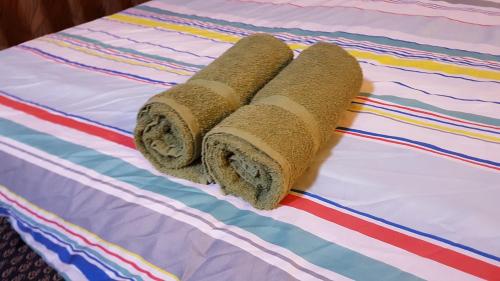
[[203, 43, 363, 209], [134, 34, 292, 183]]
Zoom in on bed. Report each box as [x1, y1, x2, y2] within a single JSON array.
[[0, 0, 498, 280]]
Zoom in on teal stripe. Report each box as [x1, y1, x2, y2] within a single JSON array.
[[135, 5, 500, 62], [58, 32, 205, 69], [359, 92, 500, 127], [0, 203, 142, 281], [0, 117, 422, 281]]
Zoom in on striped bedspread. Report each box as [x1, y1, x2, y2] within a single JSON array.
[[0, 0, 499, 280]]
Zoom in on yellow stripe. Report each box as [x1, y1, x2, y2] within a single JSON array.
[[110, 14, 241, 44], [40, 37, 193, 76], [350, 104, 500, 143], [0, 185, 180, 281], [108, 13, 500, 81], [348, 50, 500, 81]]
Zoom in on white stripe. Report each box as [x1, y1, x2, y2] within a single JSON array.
[[0, 178, 177, 281], [238, 0, 500, 25], [81, 18, 233, 58], [0, 110, 349, 280], [359, 63, 500, 119], [147, 0, 500, 54], [338, 110, 500, 167], [9, 212, 132, 281], [66, 26, 215, 67], [0, 102, 484, 279], [23, 40, 189, 83], [0, 138, 342, 281], [296, 191, 500, 267], [9, 216, 89, 281]]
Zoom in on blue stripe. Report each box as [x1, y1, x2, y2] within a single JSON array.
[[358, 93, 500, 127], [76, 16, 500, 85], [50, 36, 194, 75], [2, 90, 498, 263], [126, 10, 499, 71], [58, 32, 205, 69], [351, 101, 500, 135], [336, 42, 498, 71], [120, 15, 489, 71], [348, 109, 497, 144], [0, 206, 111, 280], [18, 45, 176, 86], [1, 206, 140, 281], [0, 117, 421, 281], [135, 5, 500, 62], [0, 209, 72, 281], [103, 17, 233, 47], [359, 60, 500, 85], [290, 190, 500, 262], [391, 80, 500, 104], [2, 89, 498, 260], [17, 220, 111, 280], [337, 127, 500, 167], [75, 27, 217, 60]]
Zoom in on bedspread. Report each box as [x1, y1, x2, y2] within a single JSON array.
[[0, 0, 499, 280]]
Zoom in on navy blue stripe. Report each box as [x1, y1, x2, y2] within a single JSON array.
[[351, 101, 500, 135], [2, 89, 498, 265], [58, 32, 205, 69], [0, 206, 111, 280], [290, 190, 500, 262], [76, 27, 217, 59], [18, 45, 176, 87], [359, 61, 500, 85], [391, 80, 500, 104], [16, 220, 111, 280], [348, 109, 497, 144], [337, 127, 500, 167], [3, 207, 136, 281], [127, 10, 499, 71], [135, 5, 500, 62]]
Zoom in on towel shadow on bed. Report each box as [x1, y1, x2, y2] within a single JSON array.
[[292, 78, 374, 190]]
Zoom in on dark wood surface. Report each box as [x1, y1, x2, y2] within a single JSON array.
[[0, 0, 148, 50]]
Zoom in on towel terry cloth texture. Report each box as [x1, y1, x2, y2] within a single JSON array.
[[203, 42, 363, 209], [134, 33, 293, 183]]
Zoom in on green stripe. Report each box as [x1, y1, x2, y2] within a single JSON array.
[[58, 32, 205, 69], [135, 5, 500, 62], [0, 203, 142, 281], [359, 92, 500, 127], [0, 117, 422, 281]]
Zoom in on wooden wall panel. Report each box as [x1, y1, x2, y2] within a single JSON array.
[[0, 0, 148, 50]]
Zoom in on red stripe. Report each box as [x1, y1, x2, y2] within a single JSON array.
[[1, 93, 499, 278], [355, 96, 500, 130], [281, 194, 500, 280], [336, 128, 500, 171], [0, 95, 135, 149], [0, 191, 165, 281]]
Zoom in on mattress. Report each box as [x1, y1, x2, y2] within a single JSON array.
[[0, 0, 498, 280]]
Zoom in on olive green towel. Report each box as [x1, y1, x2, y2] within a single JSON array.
[[203, 43, 363, 209], [134, 34, 292, 183]]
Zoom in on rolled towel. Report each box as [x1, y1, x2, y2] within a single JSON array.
[[203, 43, 363, 209], [135, 34, 293, 183]]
